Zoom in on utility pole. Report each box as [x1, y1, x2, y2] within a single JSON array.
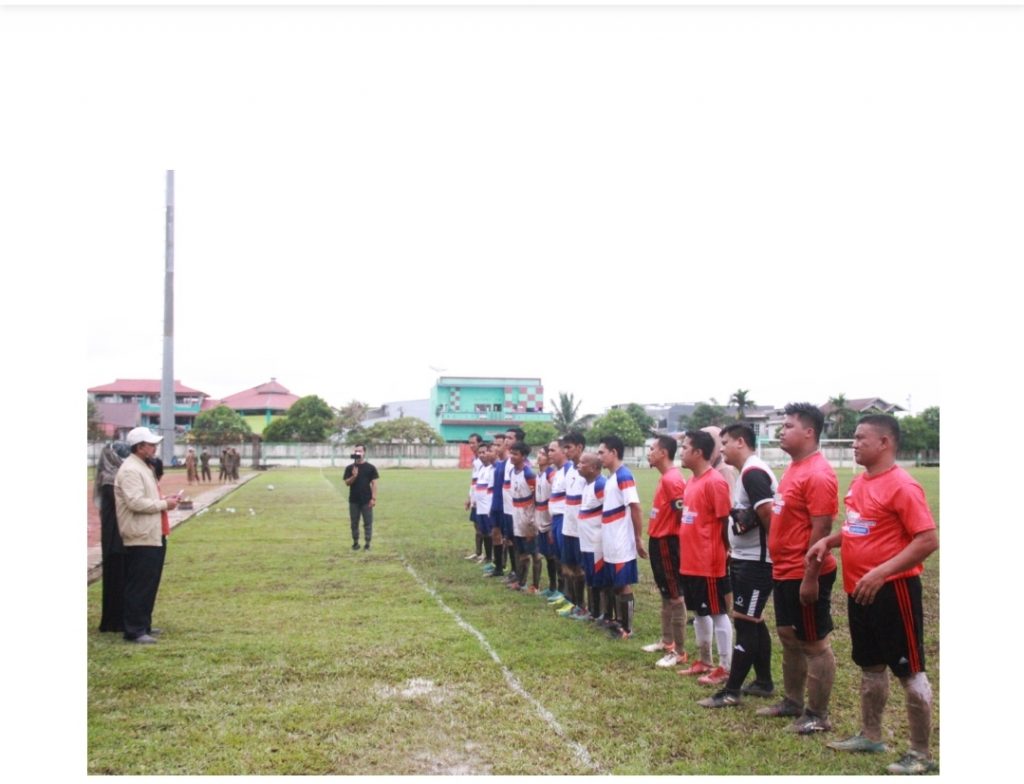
[[160, 170, 175, 465]]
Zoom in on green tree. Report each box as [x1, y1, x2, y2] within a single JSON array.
[[285, 395, 336, 442], [261, 416, 296, 442], [87, 398, 105, 441], [622, 403, 656, 436], [550, 392, 585, 433], [897, 407, 940, 454], [729, 389, 755, 420], [588, 408, 646, 447], [335, 399, 370, 432], [522, 421, 559, 448], [679, 401, 727, 431], [826, 394, 858, 439], [189, 405, 252, 444], [359, 417, 444, 445]]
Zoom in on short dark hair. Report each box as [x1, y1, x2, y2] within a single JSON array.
[[721, 423, 757, 449], [506, 427, 525, 442], [858, 414, 901, 448], [784, 402, 825, 441], [509, 441, 531, 457], [561, 431, 586, 448], [654, 435, 677, 460], [599, 435, 625, 460], [354, 443, 367, 450], [468, 433, 482, 443], [684, 430, 715, 461]]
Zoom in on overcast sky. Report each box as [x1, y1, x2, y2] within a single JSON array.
[[4, 5, 1023, 779], [11, 5, 1014, 416]]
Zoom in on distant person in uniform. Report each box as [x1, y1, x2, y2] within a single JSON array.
[[200, 448, 212, 482], [184, 447, 198, 484], [344, 444, 379, 550]]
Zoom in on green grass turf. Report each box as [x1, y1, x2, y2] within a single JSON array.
[[88, 465, 939, 774]]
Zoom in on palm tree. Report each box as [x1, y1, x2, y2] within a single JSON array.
[[550, 392, 583, 433], [826, 394, 854, 439], [729, 389, 755, 420]]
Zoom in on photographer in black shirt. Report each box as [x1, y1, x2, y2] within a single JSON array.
[[343, 444, 380, 551]]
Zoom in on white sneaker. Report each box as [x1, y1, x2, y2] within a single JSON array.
[[655, 651, 685, 668], [464, 553, 479, 560], [641, 641, 670, 653]]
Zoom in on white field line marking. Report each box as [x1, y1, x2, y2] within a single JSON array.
[[401, 558, 601, 773]]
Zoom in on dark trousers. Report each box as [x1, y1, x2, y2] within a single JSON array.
[[349, 502, 374, 544], [99, 485, 126, 632], [123, 540, 166, 640]]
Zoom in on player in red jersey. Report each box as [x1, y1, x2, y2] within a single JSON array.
[[640, 435, 689, 667], [758, 402, 839, 735], [675, 430, 734, 684], [808, 415, 939, 774]]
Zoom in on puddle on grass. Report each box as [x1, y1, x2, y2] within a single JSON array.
[[375, 677, 449, 705]]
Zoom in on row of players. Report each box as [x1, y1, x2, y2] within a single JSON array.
[[461, 404, 938, 775]]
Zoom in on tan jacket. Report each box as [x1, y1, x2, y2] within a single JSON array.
[[114, 453, 168, 547]]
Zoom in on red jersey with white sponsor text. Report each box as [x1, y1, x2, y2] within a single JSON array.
[[648, 467, 686, 538], [679, 468, 732, 578], [602, 464, 640, 564], [840, 464, 936, 594], [768, 451, 838, 580]]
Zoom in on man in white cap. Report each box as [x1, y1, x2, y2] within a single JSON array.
[[115, 427, 180, 644]]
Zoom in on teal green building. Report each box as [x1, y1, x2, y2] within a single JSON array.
[[430, 377, 553, 442]]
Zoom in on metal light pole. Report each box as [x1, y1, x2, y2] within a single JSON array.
[[160, 170, 175, 465]]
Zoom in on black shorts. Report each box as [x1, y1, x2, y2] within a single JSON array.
[[773, 570, 836, 642], [730, 559, 773, 619], [648, 535, 685, 601], [682, 574, 731, 616], [848, 576, 926, 678]]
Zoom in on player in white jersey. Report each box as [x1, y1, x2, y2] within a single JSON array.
[[576, 452, 607, 622], [533, 446, 558, 597], [698, 423, 780, 708], [464, 433, 485, 561], [552, 432, 587, 616], [544, 439, 569, 601], [597, 435, 646, 640], [472, 442, 495, 567], [507, 441, 539, 592]]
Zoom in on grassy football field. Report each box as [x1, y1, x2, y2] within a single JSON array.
[[87, 465, 939, 775]]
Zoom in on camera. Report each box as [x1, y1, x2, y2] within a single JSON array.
[[731, 507, 759, 536], [350, 453, 361, 461]]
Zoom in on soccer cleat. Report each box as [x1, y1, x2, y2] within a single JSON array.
[[786, 712, 832, 735], [570, 607, 592, 621], [827, 734, 888, 753], [352, 543, 360, 551], [546, 592, 566, 604], [525, 585, 540, 595], [655, 651, 688, 668], [540, 588, 554, 598], [697, 666, 730, 686], [741, 680, 776, 698], [551, 598, 573, 611], [756, 698, 804, 718], [641, 641, 671, 653], [607, 625, 633, 640], [464, 553, 479, 560], [505, 581, 521, 590], [556, 604, 578, 617], [677, 660, 715, 677], [482, 563, 495, 572], [484, 570, 504, 578], [886, 750, 937, 775], [698, 689, 742, 708]]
